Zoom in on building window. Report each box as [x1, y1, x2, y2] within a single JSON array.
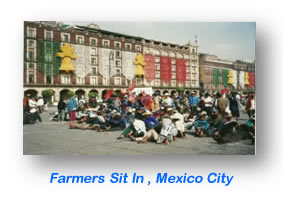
[[115, 50, 121, 57], [155, 57, 160, 63], [115, 77, 121, 85], [45, 30, 52, 40], [76, 35, 84, 44], [90, 38, 97, 46], [46, 74, 52, 84], [61, 75, 70, 84], [116, 68, 121, 75], [28, 71, 35, 84], [91, 48, 97, 55], [186, 67, 190, 73], [156, 71, 160, 78], [76, 76, 85, 84], [115, 60, 121, 67], [28, 40, 35, 47], [172, 66, 176, 72], [91, 56, 97, 65], [91, 66, 98, 74], [135, 45, 141, 52], [90, 76, 97, 85], [156, 64, 160, 70], [155, 79, 160, 86], [114, 42, 121, 49], [27, 27, 36, 38], [171, 80, 176, 87], [28, 51, 35, 61], [125, 43, 131, 51], [103, 40, 110, 48], [28, 63, 35, 69], [186, 81, 190, 87], [61, 33, 70, 42], [172, 59, 176, 64], [172, 73, 176, 79]]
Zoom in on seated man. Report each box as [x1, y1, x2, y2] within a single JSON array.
[[143, 110, 158, 131], [194, 113, 210, 137], [212, 113, 239, 143], [207, 108, 223, 136], [171, 109, 185, 138], [156, 113, 178, 145]]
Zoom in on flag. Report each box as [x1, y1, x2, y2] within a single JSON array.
[[126, 82, 136, 92], [104, 89, 113, 100]]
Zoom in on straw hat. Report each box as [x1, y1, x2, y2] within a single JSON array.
[[143, 110, 152, 116]]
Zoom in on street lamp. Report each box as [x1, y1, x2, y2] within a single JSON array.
[[109, 51, 114, 85]]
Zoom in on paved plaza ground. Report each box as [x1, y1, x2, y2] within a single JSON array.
[[23, 107, 255, 155]]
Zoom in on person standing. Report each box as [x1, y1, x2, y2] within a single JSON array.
[[57, 98, 66, 122], [189, 91, 200, 114], [37, 96, 44, 113], [246, 94, 255, 119], [68, 96, 78, 122], [217, 93, 228, 119], [229, 92, 240, 120], [203, 93, 213, 116]]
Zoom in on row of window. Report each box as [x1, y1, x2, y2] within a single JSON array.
[[27, 27, 142, 52]]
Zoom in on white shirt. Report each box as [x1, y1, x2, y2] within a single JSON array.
[[203, 96, 213, 107], [163, 97, 173, 106], [37, 98, 44, 106]]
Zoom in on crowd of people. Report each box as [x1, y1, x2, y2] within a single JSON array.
[[27, 89, 255, 145]]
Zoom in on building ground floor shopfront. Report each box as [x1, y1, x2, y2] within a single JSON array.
[[24, 85, 200, 102]]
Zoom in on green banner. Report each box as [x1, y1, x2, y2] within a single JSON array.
[[222, 69, 228, 87], [213, 68, 220, 87]]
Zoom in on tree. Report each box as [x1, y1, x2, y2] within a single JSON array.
[[41, 89, 54, 102], [66, 90, 75, 98], [88, 91, 98, 98]]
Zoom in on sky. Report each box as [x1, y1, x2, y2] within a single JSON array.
[[68, 21, 256, 62]]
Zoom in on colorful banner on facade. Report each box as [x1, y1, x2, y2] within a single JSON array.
[[160, 56, 172, 83], [176, 59, 186, 84], [248, 72, 255, 88], [213, 68, 220, 87], [121, 51, 136, 81], [239, 71, 245, 89], [232, 70, 237, 88], [144, 54, 156, 83], [98, 48, 115, 81], [72, 44, 91, 77], [222, 69, 228, 87]]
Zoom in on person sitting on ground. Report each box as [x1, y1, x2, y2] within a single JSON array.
[[156, 108, 178, 145], [193, 112, 209, 137], [212, 112, 239, 144], [171, 109, 186, 138], [207, 108, 223, 136], [143, 110, 158, 131]]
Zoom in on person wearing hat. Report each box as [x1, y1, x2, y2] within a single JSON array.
[[143, 110, 158, 131], [203, 93, 213, 116], [212, 112, 238, 143], [29, 96, 42, 122], [229, 92, 240, 120], [171, 109, 186, 138], [193, 113, 209, 137], [162, 92, 174, 108], [157, 115, 178, 145]]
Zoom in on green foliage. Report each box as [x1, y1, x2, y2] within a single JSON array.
[[41, 89, 54, 101], [88, 91, 98, 98], [222, 69, 229, 87], [66, 90, 75, 98], [176, 87, 185, 93]]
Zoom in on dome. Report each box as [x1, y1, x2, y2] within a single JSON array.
[[87, 23, 100, 29]]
